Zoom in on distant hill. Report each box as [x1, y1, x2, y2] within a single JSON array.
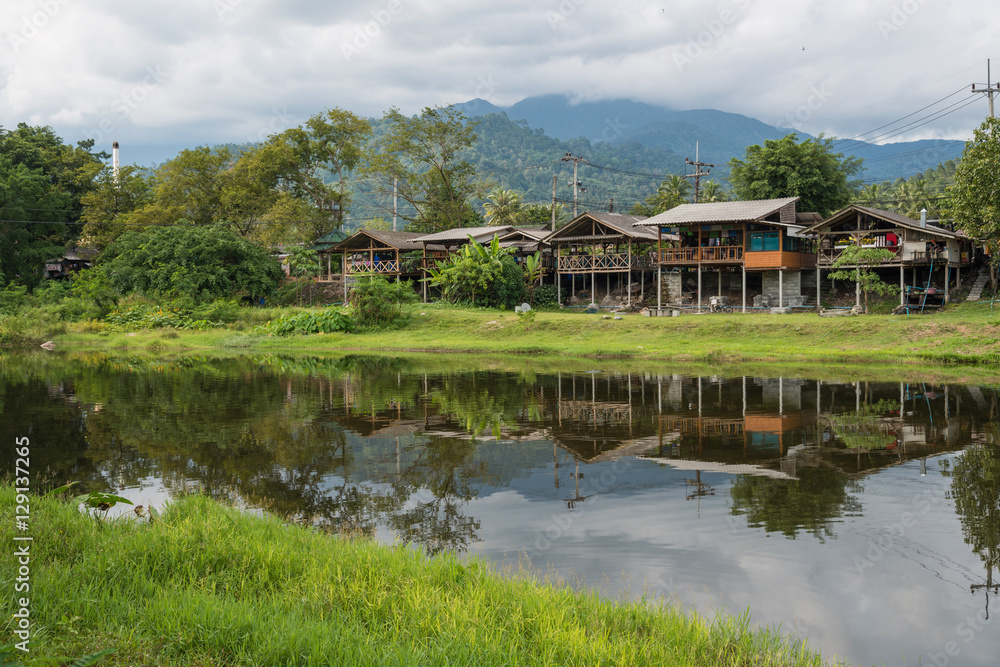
[[454, 94, 966, 189]]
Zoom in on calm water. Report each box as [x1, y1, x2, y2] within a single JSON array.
[[2, 353, 998, 666]]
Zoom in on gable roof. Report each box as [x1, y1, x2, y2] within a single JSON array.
[[801, 205, 966, 239], [635, 197, 801, 227], [547, 211, 660, 243], [411, 225, 515, 245], [334, 230, 426, 252]]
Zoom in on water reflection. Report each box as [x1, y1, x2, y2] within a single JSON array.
[[4, 353, 1000, 663]]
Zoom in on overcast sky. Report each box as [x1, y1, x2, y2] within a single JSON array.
[[2, 0, 996, 162]]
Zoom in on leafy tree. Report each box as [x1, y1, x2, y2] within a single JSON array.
[[426, 234, 511, 305], [366, 106, 481, 232], [268, 108, 371, 238], [728, 134, 862, 216], [349, 275, 418, 329], [79, 165, 155, 250], [698, 180, 729, 203], [129, 146, 234, 227], [0, 154, 73, 288], [827, 244, 898, 313], [522, 252, 545, 306], [952, 117, 1000, 288], [483, 187, 522, 226], [96, 224, 282, 299], [630, 174, 690, 216]]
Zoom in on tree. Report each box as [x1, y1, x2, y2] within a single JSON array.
[[728, 134, 862, 216], [366, 106, 481, 233], [425, 234, 511, 305], [950, 433, 1000, 594], [952, 117, 1000, 289], [130, 146, 234, 227], [698, 180, 729, 203], [827, 244, 898, 313], [79, 165, 155, 250], [96, 224, 282, 299], [630, 174, 690, 216], [483, 187, 522, 226]]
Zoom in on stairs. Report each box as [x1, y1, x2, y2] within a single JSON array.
[[966, 268, 990, 302]]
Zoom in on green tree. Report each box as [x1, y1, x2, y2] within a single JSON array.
[[366, 106, 481, 233], [827, 244, 898, 313], [426, 234, 511, 305], [950, 433, 1000, 593], [97, 224, 282, 299], [349, 275, 418, 329], [630, 174, 690, 216], [698, 180, 729, 203], [952, 117, 1000, 289], [130, 146, 234, 227], [728, 134, 862, 216], [483, 187, 522, 226], [79, 165, 155, 250]]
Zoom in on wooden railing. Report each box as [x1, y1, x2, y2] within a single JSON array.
[[345, 260, 400, 274], [556, 253, 654, 271], [659, 247, 743, 263], [818, 247, 904, 266]]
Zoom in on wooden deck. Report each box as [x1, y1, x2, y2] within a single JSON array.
[[557, 253, 655, 272]]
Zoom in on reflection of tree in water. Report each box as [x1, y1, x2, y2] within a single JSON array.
[[951, 431, 1000, 614], [387, 435, 484, 555], [829, 399, 900, 450], [729, 467, 863, 542]]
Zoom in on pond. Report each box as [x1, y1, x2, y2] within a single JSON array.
[[2, 352, 998, 666]]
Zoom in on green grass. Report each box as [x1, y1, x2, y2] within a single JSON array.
[[1, 487, 840, 666], [51, 300, 1000, 373]]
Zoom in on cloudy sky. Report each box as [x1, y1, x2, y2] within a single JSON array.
[[2, 0, 995, 163]]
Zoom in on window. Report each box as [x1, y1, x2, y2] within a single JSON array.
[[749, 232, 779, 251]]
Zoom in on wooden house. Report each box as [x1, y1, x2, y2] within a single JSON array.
[[545, 212, 663, 308], [635, 197, 817, 312], [800, 205, 973, 308], [327, 230, 432, 300]]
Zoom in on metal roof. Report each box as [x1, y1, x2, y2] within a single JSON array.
[[634, 197, 801, 227], [548, 211, 660, 242], [411, 225, 515, 244], [333, 230, 426, 252], [801, 205, 966, 239]]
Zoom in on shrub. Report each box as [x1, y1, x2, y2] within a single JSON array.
[[259, 307, 354, 336], [532, 284, 558, 308], [492, 255, 525, 309], [350, 276, 418, 329]]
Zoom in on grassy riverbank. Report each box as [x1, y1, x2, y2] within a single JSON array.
[[1, 486, 838, 666], [48, 300, 1000, 370]]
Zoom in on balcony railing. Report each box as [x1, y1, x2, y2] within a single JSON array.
[[556, 253, 654, 271], [659, 247, 744, 263], [345, 259, 400, 274]]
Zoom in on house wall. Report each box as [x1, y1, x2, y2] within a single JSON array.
[[745, 251, 816, 269], [761, 270, 813, 306]]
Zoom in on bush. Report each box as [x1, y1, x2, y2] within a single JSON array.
[[259, 307, 354, 336], [532, 284, 558, 308], [350, 276, 418, 329], [492, 256, 525, 309]]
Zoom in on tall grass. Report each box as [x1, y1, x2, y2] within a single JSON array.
[[1, 487, 838, 666]]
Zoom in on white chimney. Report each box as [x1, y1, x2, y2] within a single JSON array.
[[920, 208, 927, 228], [112, 141, 120, 184]]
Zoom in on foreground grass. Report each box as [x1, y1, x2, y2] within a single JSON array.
[[1, 487, 839, 666], [51, 300, 1000, 371]]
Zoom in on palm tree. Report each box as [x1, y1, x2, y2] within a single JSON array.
[[484, 188, 522, 226], [698, 180, 729, 203]]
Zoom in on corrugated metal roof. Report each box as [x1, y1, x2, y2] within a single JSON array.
[[634, 197, 801, 227], [801, 205, 966, 239], [548, 211, 659, 242], [411, 225, 514, 244], [334, 230, 426, 252]]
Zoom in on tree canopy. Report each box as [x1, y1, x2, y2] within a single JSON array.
[[952, 117, 1000, 265], [728, 134, 862, 216]]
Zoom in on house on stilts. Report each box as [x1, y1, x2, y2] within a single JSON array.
[[800, 205, 974, 311], [634, 197, 819, 312], [323, 230, 435, 300], [546, 212, 665, 308]]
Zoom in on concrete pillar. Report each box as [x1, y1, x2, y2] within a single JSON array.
[[742, 264, 747, 313], [900, 264, 905, 306], [697, 265, 702, 313], [779, 269, 784, 309], [657, 265, 662, 310]]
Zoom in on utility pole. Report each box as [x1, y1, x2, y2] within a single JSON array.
[[561, 152, 588, 218], [551, 175, 558, 230], [972, 59, 1000, 118], [608, 197, 614, 213], [684, 141, 714, 203], [392, 177, 398, 232]]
